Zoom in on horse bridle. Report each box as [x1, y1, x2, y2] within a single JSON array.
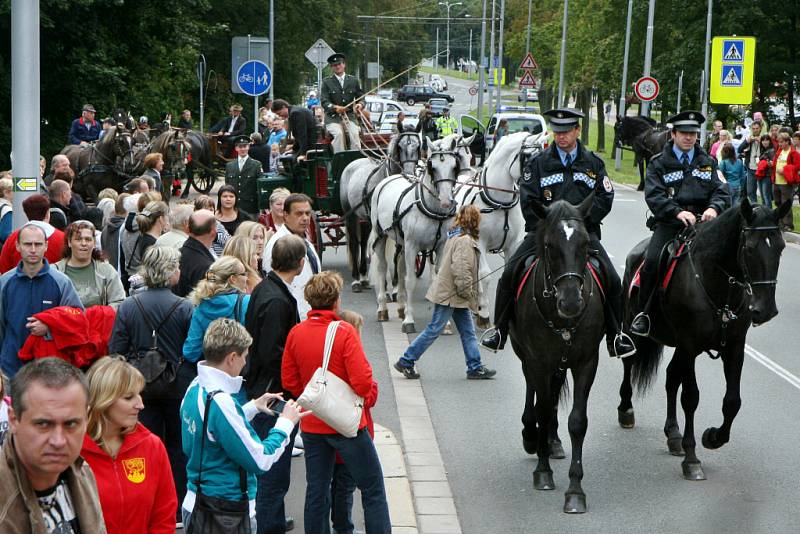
[[737, 225, 781, 290], [540, 218, 589, 299]]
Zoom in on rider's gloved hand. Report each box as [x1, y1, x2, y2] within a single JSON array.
[[676, 211, 696, 226]]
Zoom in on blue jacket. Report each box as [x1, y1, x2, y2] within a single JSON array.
[[180, 362, 292, 512], [0, 261, 83, 377], [183, 291, 250, 363], [68, 117, 102, 145], [267, 129, 287, 147]]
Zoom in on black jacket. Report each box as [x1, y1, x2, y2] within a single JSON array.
[[287, 105, 317, 157], [225, 157, 263, 214], [645, 142, 729, 223], [520, 141, 614, 237], [243, 271, 300, 399], [174, 237, 215, 297], [210, 115, 247, 138], [248, 141, 271, 170], [49, 199, 71, 231], [320, 74, 363, 123]]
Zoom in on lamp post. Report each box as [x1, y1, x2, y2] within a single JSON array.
[[439, 1, 462, 71]]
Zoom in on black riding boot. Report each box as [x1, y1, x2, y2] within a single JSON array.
[[605, 291, 636, 358], [630, 264, 657, 336]]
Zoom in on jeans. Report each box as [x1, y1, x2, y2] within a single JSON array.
[[730, 186, 742, 208], [758, 178, 773, 208], [331, 463, 357, 534], [746, 168, 758, 203], [252, 412, 297, 534], [140, 398, 186, 520], [302, 430, 391, 534], [182, 507, 257, 534], [399, 303, 483, 373]]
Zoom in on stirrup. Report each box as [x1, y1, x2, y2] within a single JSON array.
[[479, 327, 502, 353], [614, 332, 637, 359], [630, 312, 650, 337]]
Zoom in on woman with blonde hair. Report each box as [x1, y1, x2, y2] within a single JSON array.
[[394, 204, 496, 380], [222, 234, 262, 293], [81, 356, 177, 534], [235, 220, 269, 277], [183, 256, 251, 361], [264, 187, 291, 243]]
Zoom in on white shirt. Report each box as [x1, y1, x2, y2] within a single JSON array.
[[262, 224, 320, 320], [335, 73, 346, 88], [227, 115, 238, 133], [238, 155, 249, 171]]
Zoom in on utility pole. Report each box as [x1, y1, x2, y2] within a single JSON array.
[[699, 0, 713, 147], [11, 0, 40, 230], [439, 2, 463, 72], [557, 0, 569, 107], [377, 37, 381, 86], [525, 0, 532, 55], [640, 0, 656, 117], [269, 0, 274, 100], [436, 27, 440, 72], [468, 28, 472, 78], [488, 0, 496, 111], [494, 0, 505, 113], [615, 0, 633, 171], [477, 0, 487, 123], [676, 70, 684, 113]]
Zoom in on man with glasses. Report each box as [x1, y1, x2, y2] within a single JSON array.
[[0, 224, 82, 377]]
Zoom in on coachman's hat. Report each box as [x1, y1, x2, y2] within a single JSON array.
[[233, 135, 251, 146], [82, 104, 96, 113], [327, 53, 346, 65], [667, 110, 705, 133], [543, 108, 584, 132]]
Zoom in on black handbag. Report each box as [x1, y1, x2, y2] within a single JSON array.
[[128, 296, 184, 398], [187, 390, 251, 534]]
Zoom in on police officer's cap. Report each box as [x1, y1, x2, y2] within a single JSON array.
[[82, 104, 96, 113], [667, 110, 705, 133], [233, 135, 251, 146], [543, 108, 584, 132], [327, 53, 346, 65]]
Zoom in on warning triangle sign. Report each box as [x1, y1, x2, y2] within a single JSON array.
[[518, 70, 537, 88], [722, 67, 741, 85], [723, 43, 742, 61], [519, 52, 538, 70]]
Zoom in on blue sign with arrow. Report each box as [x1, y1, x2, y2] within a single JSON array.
[[236, 60, 271, 97]]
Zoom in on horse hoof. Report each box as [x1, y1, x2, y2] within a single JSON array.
[[401, 322, 416, 334], [442, 323, 453, 335], [549, 440, 566, 460], [377, 310, 389, 322], [360, 279, 371, 289], [351, 282, 362, 293], [681, 461, 706, 481], [667, 437, 685, 456], [523, 438, 537, 455], [702, 427, 725, 450], [618, 408, 635, 429], [533, 471, 555, 491], [563, 493, 587, 514], [476, 316, 491, 329], [391, 291, 398, 302], [397, 307, 406, 320]]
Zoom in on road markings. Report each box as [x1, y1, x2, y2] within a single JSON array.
[[745, 344, 800, 391]]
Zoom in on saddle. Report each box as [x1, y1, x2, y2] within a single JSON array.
[[514, 252, 607, 302], [628, 235, 690, 298]]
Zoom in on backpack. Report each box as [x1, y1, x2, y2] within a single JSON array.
[[127, 296, 184, 398]]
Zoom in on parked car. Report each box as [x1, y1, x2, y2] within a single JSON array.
[[430, 74, 448, 91], [397, 84, 455, 106], [518, 88, 539, 102], [376, 88, 395, 100], [428, 98, 449, 117], [484, 111, 547, 153], [364, 96, 406, 127], [378, 111, 419, 134]]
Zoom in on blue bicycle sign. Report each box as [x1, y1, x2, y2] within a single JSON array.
[[236, 60, 271, 97]]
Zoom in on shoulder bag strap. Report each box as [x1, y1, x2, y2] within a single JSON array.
[[231, 292, 245, 322], [132, 296, 183, 352], [196, 389, 221, 495], [320, 321, 341, 376]]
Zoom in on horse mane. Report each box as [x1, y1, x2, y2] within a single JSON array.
[[94, 125, 120, 152], [150, 129, 176, 154]]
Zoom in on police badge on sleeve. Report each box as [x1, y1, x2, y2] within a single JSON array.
[[602, 176, 613, 192]]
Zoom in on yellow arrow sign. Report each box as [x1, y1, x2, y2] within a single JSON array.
[[15, 178, 38, 192], [710, 36, 756, 105]]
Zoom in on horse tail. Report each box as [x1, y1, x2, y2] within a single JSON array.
[[630, 336, 664, 394]]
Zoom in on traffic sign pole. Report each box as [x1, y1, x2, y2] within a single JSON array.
[[699, 0, 712, 147]]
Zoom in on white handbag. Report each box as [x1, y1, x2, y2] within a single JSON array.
[[297, 321, 364, 438]]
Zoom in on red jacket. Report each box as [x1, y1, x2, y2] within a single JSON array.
[[282, 309, 375, 434], [0, 227, 65, 273], [81, 423, 177, 534], [771, 146, 800, 184]]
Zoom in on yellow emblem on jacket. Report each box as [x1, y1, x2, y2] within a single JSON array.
[[122, 457, 146, 484]]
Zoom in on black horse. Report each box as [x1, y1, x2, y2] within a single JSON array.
[[509, 195, 606, 514], [60, 125, 137, 201], [614, 116, 670, 190], [182, 130, 217, 195], [619, 198, 791, 481]]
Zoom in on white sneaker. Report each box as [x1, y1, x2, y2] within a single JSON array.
[[292, 447, 304, 457], [294, 435, 304, 449]]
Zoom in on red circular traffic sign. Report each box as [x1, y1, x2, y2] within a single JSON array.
[[634, 76, 660, 102], [469, 85, 478, 96]]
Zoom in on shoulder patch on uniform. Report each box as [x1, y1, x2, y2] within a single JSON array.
[[603, 176, 613, 192]]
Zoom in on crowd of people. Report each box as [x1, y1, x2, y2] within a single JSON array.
[[0, 169, 397, 532]]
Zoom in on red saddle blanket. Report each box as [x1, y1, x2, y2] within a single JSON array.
[[629, 242, 687, 297], [516, 259, 606, 301]]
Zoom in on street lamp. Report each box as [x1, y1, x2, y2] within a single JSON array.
[[438, 1, 462, 71]]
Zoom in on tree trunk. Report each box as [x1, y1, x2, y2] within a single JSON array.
[[580, 89, 591, 145], [788, 12, 798, 130], [597, 88, 606, 153]]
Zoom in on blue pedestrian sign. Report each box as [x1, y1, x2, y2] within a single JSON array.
[[722, 40, 744, 62], [236, 60, 271, 97], [721, 65, 743, 87]]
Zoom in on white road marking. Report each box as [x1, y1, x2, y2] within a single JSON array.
[[614, 198, 638, 202], [745, 344, 800, 391]]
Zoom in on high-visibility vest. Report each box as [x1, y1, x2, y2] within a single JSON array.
[[436, 116, 457, 136]]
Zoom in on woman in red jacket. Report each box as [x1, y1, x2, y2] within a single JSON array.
[[282, 272, 391, 534], [81, 356, 177, 534], [771, 131, 800, 230]]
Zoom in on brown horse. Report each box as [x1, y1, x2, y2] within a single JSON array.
[[60, 125, 137, 200], [150, 129, 190, 179]]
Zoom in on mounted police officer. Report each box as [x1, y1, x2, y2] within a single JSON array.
[[630, 111, 730, 336], [320, 53, 364, 153], [482, 108, 636, 358]]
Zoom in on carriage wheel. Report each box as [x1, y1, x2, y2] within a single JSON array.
[[415, 251, 427, 278], [192, 170, 216, 195]]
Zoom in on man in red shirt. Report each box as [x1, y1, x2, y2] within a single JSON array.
[[0, 195, 66, 273]]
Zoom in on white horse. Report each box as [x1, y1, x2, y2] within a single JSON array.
[[454, 131, 547, 325], [369, 134, 469, 333], [340, 132, 422, 292]]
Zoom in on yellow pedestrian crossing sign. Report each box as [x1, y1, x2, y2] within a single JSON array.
[[710, 36, 755, 104]]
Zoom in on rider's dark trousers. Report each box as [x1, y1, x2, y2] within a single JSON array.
[[493, 231, 624, 338], [638, 221, 685, 311]]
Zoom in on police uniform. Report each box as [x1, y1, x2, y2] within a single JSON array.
[[630, 111, 730, 336], [319, 53, 364, 153], [224, 135, 263, 214], [435, 109, 458, 137], [484, 108, 635, 357]]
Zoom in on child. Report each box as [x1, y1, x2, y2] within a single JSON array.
[[331, 310, 377, 534], [269, 143, 281, 173], [0, 372, 9, 446]]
